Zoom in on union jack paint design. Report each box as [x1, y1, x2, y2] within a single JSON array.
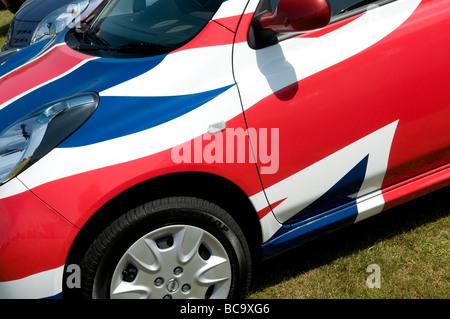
[[0, 0, 449, 298], [234, 0, 450, 256]]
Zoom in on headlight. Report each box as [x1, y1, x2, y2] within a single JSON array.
[[0, 93, 99, 185], [31, 0, 90, 45]]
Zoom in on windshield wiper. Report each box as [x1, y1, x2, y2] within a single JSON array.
[[75, 42, 175, 55], [116, 42, 175, 54], [71, 23, 175, 56], [74, 23, 111, 47]]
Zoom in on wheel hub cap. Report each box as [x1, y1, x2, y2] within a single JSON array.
[[108, 225, 232, 299]]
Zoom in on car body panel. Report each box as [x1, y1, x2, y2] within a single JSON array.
[[0, 178, 78, 298], [234, 0, 450, 245], [0, 0, 259, 298]]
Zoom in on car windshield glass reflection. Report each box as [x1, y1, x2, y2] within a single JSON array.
[[85, 0, 222, 52]]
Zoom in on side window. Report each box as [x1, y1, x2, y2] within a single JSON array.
[[269, 0, 380, 17], [327, 0, 381, 16]]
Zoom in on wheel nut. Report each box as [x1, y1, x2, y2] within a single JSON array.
[[173, 266, 183, 276], [181, 284, 191, 293], [154, 277, 164, 287], [163, 294, 172, 299], [122, 264, 138, 282]]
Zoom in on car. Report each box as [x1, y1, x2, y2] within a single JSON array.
[[1, 0, 104, 51], [0, 0, 25, 13], [0, 0, 449, 299]]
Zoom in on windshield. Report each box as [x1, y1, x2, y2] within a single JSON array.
[[88, 0, 223, 48]]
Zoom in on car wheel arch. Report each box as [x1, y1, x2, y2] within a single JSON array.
[[62, 171, 263, 298]]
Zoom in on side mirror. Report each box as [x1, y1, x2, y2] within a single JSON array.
[[260, 0, 331, 33]]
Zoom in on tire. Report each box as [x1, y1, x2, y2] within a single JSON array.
[[81, 197, 252, 299]]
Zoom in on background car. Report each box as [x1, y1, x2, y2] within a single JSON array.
[[0, 0, 25, 13], [2, 0, 102, 51]]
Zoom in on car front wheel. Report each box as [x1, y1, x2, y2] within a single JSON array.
[[81, 197, 252, 299]]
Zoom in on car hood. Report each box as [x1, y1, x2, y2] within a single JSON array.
[[0, 36, 231, 148], [0, 36, 167, 135]]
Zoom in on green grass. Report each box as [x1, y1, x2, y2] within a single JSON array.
[[0, 9, 13, 47], [0, 8, 448, 300], [248, 187, 449, 299]]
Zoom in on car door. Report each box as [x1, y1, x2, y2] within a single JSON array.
[[233, 0, 450, 241]]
